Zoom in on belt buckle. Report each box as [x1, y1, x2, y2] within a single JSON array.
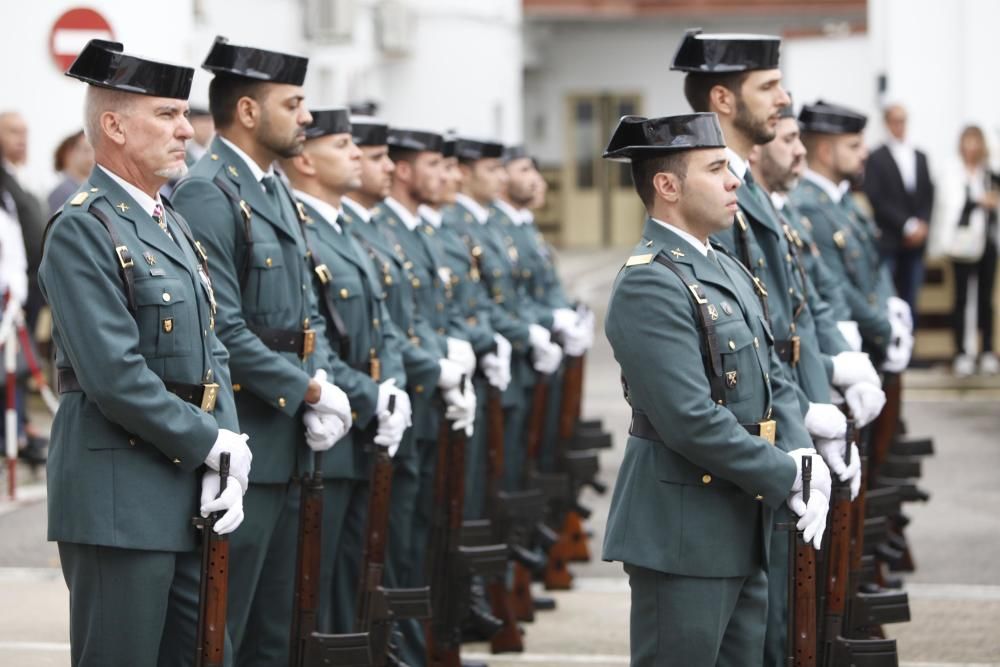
[[301, 329, 316, 359], [115, 245, 134, 269], [790, 336, 801, 366], [201, 383, 219, 412], [758, 419, 776, 445], [314, 264, 333, 284]]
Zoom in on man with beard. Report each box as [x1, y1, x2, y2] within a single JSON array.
[[173, 37, 355, 665], [279, 108, 412, 635], [601, 112, 830, 666], [791, 101, 914, 373], [43, 39, 250, 666], [750, 100, 887, 665]]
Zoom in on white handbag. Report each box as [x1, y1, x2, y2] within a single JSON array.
[[948, 184, 988, 262]]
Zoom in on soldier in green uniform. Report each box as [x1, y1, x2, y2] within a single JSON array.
[[338, 117, 448, 632], [278, 108, 413, 633], [172, 38, 360, 665], [791, 101, 914, 373], [601, 112, 831, 667], [43, 40, 251, 666]]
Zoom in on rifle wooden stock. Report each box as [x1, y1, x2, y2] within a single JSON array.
[[194, 453, 230, 667], [556, 354, 591, 564], [483, 386, 524, 655], [821, 483, 853, 665], [511, 563, 535, 623], [289, 452, 327, 667], [870, 373, 902, 474], [787, 456, 817, 667]]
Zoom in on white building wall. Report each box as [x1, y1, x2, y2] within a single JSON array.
[[0, 0, 522, 195]]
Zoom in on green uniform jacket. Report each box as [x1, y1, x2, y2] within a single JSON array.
[[41, 167, 237, 551], [603, 219, 804, 578], [714, 176, 833, 406], [298, 198, 405, 479], [172, 137, 339, 484], [790, 179, 894, 354], [782, 199, 852, 323], [503, 209, 570, 314]]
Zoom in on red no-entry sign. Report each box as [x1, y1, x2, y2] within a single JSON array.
[[49, 7, 115, 72]]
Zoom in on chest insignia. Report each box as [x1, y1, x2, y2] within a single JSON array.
[[669, 248, 685, 258], [721, 301, 733, 315], [115, 202, 129, 214], [143, 252, 156, 266], [726, 370, 738, 388], [707, 304, 720, 321]]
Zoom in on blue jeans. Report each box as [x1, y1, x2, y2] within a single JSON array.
[[882, 247, 926, 319]]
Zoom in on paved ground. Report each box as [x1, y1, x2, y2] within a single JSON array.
[[1, 248, 999, 666]]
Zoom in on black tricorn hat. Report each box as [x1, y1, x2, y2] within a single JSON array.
[[603, 113, 726, 163], [304, 108, 351, 140], [350, 116, 389, 146], [66, 40, 193, 100], [202, 36, 308, 86], [671, 28, 781, 73], [454, 138, 504, 161], [798, 100, 867, 134], [387, 128, 444, 153], [349, 100, 379, 116], [503, 145, 531, 164]]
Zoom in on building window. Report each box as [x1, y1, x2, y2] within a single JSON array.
[[574, 100, 595, 189]]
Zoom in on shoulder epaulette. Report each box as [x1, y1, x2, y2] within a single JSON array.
[[624, 253, 654, 267]]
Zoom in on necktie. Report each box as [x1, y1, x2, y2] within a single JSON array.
[[152, 203, 173, 241], [261, 175, 284, 214]]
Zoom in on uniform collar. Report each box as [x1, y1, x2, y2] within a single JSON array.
[[803, 168, 845, 203], [218, 136, 274, 184], [770, 191, 788, 211], [519, 208, 535, 225], [383, 196, 421, 231], [96, 164, 162, 218], [418, 203, 442, 228], [650, 217, 710, 256], [455, 193, 489, 224], [342, 195, 373, 224], [726, 147, 749, 182], [293, 189, 342, 232], [493, 198, 524, 225]]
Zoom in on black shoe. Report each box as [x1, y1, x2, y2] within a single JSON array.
[[533, 596, 557, 611]]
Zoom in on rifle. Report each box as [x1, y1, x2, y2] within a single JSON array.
[[289, 449, 373, 667], [355, 395, 433, 665], [820, 422, 855, 665], [194, 453, 230, 667], [786, 456, 818, 667], [426, 378, 507, 667]]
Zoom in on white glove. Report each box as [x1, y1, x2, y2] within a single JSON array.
[[881, 319, 913, 373], [377, 379, 412, 427], [786, 449, 832, 550], [443, 383, 476, 437], [205, 429, 252, 493], [481, 353, 511, 391], [533, 340, 564, 374], [551, 308, 579, 335], [836, 320, 863, 352], [817, 439, 862, 501], [375, 408, 407, 456], [528, 323, 552, 349], [494, 333, 512, 362], [831, 351, 881, 388], [562, 315, 594, 357], [310, 369, 353, 429], [844, 381, 886, 427], [804, 402, 847, 440], [446, 337, 477, 375], [437, 358, 464, 390], [303, 409, 348, 452], [887, 296, 913, 332], [199, 471, 245, 534]]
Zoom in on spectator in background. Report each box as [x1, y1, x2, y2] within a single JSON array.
[[934, 125, 999, 377], [47, 130, 94, 215], [863, 103, 935, 318], [0, 111, 46, 331]]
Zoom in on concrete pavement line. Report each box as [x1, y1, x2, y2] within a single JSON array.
[[904, 582, 1000, 601], [0, 567, 62, 582], [569, 577, 629, 592], [0, 641, 69, 652], [464, 652, 628, 664], [0, 483, 47, 517]]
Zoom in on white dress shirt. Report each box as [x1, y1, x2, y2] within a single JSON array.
[[651, 217, 710, 257], [293, 190, 342, 233], [219, 136, 274, 189], [455, 193, 489, 224], [98, 164, 163, 218], [342, 195, 374, 224], [383, 196, 421, 231]]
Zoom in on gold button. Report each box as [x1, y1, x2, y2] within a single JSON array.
[[412, 278, 421, 288], [702, 474, 712, 484], [128, 437, 137, 447], [162, 292, 171, 302], [278, 397, 287, 408], [729, 340, 736, 350], [415, 385, 424, 393], [753, 337, 759, 348], [436, 303, 444, 311], [765, 373, 769, 381], [757, 258, 765, 267], [351, 410, 358, 422], [340, 288, 349, 298], [233, 384, 241, 392], [265, 257, 273, 267], [303, 318, 310, 328], [173, 458, 181, 464], [755, 494, 764, 501], [372, 318, 380, 328]]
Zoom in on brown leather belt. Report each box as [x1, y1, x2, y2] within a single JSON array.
[[249, 324, 316, 359], [629, 410, 775, 445], [774, 336, 801, 367], [58, 368, 219, 413]]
